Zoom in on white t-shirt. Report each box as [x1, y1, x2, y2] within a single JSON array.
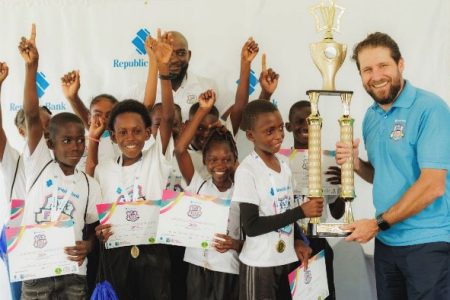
[[183, 171, 240, 274], [77, 134, 121, 172], [0, 142, 25, 201], [232, 152, 297, 267], [155, 71, 231, 120], [23, 137, 102, 275], [165, 138, 187, 192], [95, 131, 171, 204]]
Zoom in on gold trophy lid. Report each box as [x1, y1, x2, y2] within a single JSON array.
[[310, 0, 345, 40]]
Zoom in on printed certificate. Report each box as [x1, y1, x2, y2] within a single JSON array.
[[97, 200, 160, 249], [8, 199, 25, 228], [156, 190, 230, 249], [279, 149, 340, 195], [7, 220, 78, 282], [289, 250, 329, 300]]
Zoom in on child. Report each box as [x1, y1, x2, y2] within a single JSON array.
[[92, 32, 174, 300], [175, 90, 241, 300], [19, 24, 101, 299], [286, 100, 345, 300], [233, 100, 324, 300], [60, 71, 120, 175]]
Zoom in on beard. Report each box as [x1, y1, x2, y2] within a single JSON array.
[[365, 78, 403, 106], [170, 64, 189, 86]]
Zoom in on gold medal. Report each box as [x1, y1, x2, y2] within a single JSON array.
[[130, 245, 140, 258], [276, 240, 286, 253]]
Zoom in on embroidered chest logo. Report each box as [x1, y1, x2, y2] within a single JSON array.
[[390, 120, 406, 141], [186, 94, 197, 104], [33, 233, 48, 249]]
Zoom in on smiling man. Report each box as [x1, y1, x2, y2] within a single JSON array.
[[336, 32, 450, 300]]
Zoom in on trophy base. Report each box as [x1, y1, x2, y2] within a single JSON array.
[[307, 223, 352, 238]]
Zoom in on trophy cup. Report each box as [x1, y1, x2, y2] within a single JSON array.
[[306, 0, 355, 237]]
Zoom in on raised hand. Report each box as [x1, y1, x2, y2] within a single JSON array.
[[300, 197, 324, 217], [144, 35, 157, 62], [198, 89, 216, 109], [148, 28, 173, 65], [61, 70, 81, 101], [241, 37, 259, 63], [259, 54, 279, 97], [88, 114, 106, 140], [0, 62, 9, 85], [18, 24, 39, 66]]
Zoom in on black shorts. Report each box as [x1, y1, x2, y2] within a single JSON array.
[[100, 244, 171, 300]]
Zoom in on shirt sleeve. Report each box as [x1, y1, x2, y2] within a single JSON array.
[[23, 136, 52, 192], [232, 166, 260, 206], [0, 142, 20, 196], [85, 175, 102, 224]]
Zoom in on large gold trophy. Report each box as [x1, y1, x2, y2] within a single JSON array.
[[307, 0, 355, 237]]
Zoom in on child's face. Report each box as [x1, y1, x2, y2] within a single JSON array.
[[111, 112, 151, 165], [49, 122, 85, 170], [286, 106, 311, 147], [191, 114, 218, 150], [204, 142, 236, 185], [247, 111, 284, 155], [90, 98, 115, 125], [150, 108, 183, 139]]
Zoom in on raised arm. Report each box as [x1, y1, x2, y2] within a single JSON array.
[[258, 54, 279, 100], [61, 70, 90, 129], [0, 62, 9, 160], [151, 29, 174, 154], [143, 35, 158, 110], [19, 24, 41, 155], [229, 37, 259, 135], [174, 90, 216, 185], [85, 115, 106, 176]]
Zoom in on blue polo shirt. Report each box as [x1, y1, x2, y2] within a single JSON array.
[[362, 80, 450, 246]]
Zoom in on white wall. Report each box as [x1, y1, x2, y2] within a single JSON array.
[[0, 1, 448, 299]]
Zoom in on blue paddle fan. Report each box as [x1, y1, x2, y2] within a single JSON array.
[[91, 280, 118, 300]]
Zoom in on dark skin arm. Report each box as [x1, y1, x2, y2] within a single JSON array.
[[0, 62, 9, 161], [61, 70, 90, 129]]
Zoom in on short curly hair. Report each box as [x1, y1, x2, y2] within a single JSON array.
[[108, 99, 151, 131]]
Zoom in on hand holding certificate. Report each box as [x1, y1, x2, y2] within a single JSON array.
[[289, 250, 329, 300], [156, 190, 231, 249], [96, 200, 160, 249], [7, 220, 79, 282]]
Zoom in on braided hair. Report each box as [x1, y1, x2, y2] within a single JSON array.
[[201, 126, 238, 166]]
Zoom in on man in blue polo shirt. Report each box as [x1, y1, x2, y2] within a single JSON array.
[[336, 32, 450, 300]]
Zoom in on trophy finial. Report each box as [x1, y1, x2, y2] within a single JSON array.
[[310, 0, 345, 40]]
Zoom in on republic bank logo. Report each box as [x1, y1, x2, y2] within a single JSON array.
[[112, 28, 151, 70], [236, 69, 259, 95], [36, 72, 49, 98]]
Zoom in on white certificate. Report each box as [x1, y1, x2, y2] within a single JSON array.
[[289, 250, 329, 300], [156, 189, 230, 249], [279, 149, 340, 195], [7, 220, 79, 282], [97, 200, 160, 249]]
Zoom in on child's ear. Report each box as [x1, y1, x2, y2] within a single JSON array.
[[46, 138, 54, 150], [110, 131, 117, 144], [145, 127, 151, 140], [285, 122, 293, 132], [18, 127, 26, 138], [245, 129, 255, 142]]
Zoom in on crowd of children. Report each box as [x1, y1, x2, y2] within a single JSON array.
[[0, 24, 345, 300]]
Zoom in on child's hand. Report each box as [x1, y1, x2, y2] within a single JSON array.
[[65, 240, 91, 266], [198, 90, 216, 109], [149, 28, 173, 65], [18, 24, 39, 66], [95, 223, 113, 242], [325, 166, 341, 185], [241, 37, 259, 63], [0, 62, 9, 85], [144, 35, 157, 62], [301, 197, 324, 217], [61, 70, 81, 101], [294, 239, 312, 270], [213, 233, 240, 253], [88, 115, 106, 140], [259, 54, 279, 96]]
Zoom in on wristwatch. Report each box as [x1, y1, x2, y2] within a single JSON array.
[[376, 213, 390, 231]]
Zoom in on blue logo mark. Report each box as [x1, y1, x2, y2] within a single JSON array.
[[36, 72, 49, 98], [236, 69, 259, 95], [132, 28, 151, 55]]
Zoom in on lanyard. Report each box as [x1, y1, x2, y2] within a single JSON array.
[[50, 165, 77, 222], [116, 155, 144, 202]]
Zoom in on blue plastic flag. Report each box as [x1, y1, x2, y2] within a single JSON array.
[[91, 281, 118, 300]]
